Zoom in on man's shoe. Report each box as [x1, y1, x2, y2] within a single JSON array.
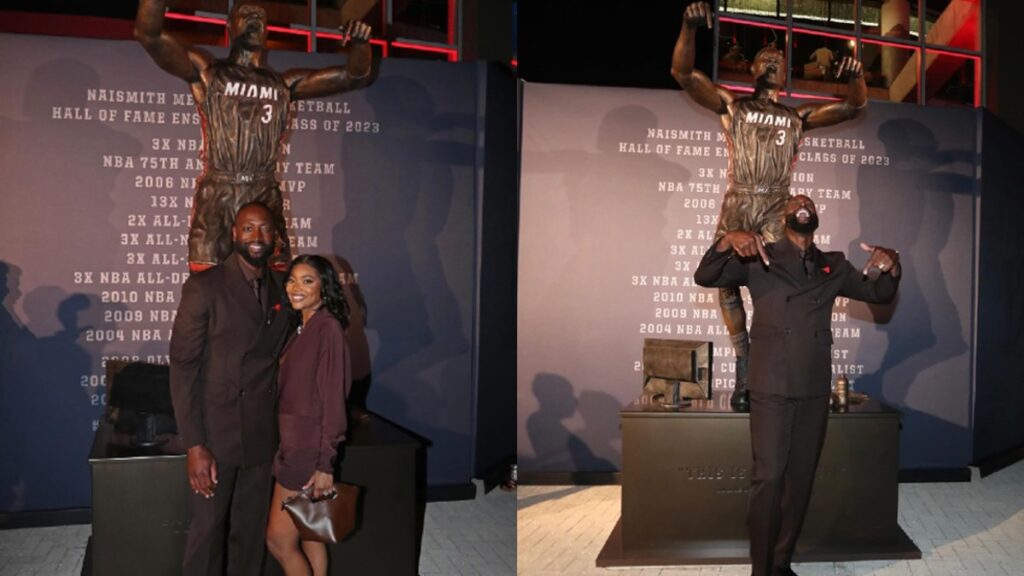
[[772, 567, 798, 576], [730, 388, 750, 411]]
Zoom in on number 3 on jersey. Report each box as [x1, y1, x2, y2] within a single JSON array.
[[775, 129, 786, 146], [261, 104, 273, 124]]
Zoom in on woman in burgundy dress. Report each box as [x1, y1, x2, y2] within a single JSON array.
[[266, 255, 352, 576]]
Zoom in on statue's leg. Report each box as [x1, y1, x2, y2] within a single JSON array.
[[720, 286, 750, 410], [187, 181, 224, 272], [213, 183, 244, 266], [720, 191, 787, 410], [715, 191, 753, 410], [758, 193, 788, 244], [253, 184, 291, 270]]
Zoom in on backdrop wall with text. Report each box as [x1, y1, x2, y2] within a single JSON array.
[[0, 32, 487, 513], [518, 82, 978, 476]]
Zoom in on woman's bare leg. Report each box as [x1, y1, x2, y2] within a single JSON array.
[[266, 482, 312, 576], [301, 540, 328, 576]]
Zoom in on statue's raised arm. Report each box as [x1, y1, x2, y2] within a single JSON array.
[[134, 0, 208, 83], [284, 21, 375, 100], [798, 56, 868, 131], [670, 1, 733, 116], [133, 1, 376, 272]]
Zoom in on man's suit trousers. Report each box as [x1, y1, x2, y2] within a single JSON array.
[[182, 462, 273, 576], [747, 392, 830, 576]]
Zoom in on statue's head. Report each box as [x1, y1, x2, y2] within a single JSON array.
[[229, 1, 268, 51], [750, 44, 785, 88]]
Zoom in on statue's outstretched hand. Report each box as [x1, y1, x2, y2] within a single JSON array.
[[835, 56, 864, 80], [339, 20, 372, 47], [684, 2, 713, 29]]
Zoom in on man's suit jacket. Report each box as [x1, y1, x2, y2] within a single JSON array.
[[169, 253, 292, 466], [695, 237, 899, 398]]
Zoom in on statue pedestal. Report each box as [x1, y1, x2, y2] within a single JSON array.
[[89, 412, 423, 576], [597, 396, 921, 567]]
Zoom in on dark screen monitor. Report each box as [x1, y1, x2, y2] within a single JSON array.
[[641, 338, 713, 401], [107, 362, 176, 444]]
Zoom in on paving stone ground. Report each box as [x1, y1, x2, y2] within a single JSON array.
[[517, 461, 1024, 576], [0, 481, 515, 576]]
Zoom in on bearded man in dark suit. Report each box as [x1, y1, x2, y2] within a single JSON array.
[[170, 201, 292, 575], [695, 194, 900, 576]]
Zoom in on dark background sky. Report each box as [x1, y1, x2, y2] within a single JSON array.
[[517, 1, 714, 90]]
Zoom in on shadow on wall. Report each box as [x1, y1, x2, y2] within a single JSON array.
[[0, 56, 140, 512], [328, 72, 476, 486], [518, 104, 689, 474], [523, 104, 686, 258], [322, 254, 372, 407], [0, 278, 123, 512], [0, 261, 31, 512], [1, 58, 136, 237], [850, 117, 975, 467], [522, 373, 621, 479], [331, 72, 473, 375]]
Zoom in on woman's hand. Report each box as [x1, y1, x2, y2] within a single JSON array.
[[304, 470, 335, 499]]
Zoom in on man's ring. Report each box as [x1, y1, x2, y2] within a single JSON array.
[[879, 263, 886, 270]]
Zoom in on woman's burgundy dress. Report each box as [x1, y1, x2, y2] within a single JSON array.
[[273, 310, 351, 490]]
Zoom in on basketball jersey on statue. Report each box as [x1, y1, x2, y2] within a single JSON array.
[[199, 61, 291, 176], [726, 97, 803, 191]]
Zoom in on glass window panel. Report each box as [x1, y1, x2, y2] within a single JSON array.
[[164, 15, 227, 48], [861, 0, 921, 39], [390, 44, 451, 61], [266, 28, 309, 52], [861, 39, 920, 103], [924, 0, 980, 51], [315, 0, 386, 34], [924, 50, 978, 107], [260, 0, 311, 27], [792, 0, 856, 31], [315, 35, 387, 60], [391, 0, 451, 45], [717, 19, 788, 87], [513, 1, 518, 61], [791, 30, 855, 96], [719, 0, 788, 19], [167, 0, 230, 16]]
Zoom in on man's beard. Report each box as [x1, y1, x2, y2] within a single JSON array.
[[236, 241, 270, 266], [786, 213, 819, 234]]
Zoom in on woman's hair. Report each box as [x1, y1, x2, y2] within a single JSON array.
[[285, 254, 350, 329]]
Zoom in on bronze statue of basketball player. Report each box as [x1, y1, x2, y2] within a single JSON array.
[[136, 0, 373, 271], [672, 1, 866, 410]]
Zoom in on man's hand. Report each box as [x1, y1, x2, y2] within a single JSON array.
[[187, 445, 218, 498], [835, 56, 864, 80], [339, 20, 372, 47], [304, 470, 336, 500], [718, 231, 770, 267], [860, 242, 899, 279], [684, 2, 713, 29]]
